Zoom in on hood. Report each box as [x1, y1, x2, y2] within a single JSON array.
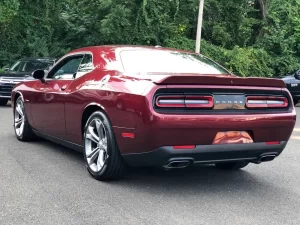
[[0, 74, 34, 84], [280, 75, 296, 84], [0, 71, 32, 78]]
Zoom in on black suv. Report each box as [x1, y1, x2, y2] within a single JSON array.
[[280, 69, 300, 106], [0, 58, 55, 105]]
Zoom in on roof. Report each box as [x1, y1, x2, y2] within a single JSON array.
[[19, 57, 56, 61], [68, 45, 195, 55]]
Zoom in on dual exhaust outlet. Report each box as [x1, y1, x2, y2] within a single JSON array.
[[255, 154, 277, 164], [163, 154, 278, 169], [164, 160, 190, 169]]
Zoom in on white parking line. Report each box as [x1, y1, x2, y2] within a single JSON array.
[[291, 136, 300, 140], [291, 128, 300, 140], [294, 128, 300, 132]]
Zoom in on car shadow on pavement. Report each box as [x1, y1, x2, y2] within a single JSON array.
[[32, 138, 269, 195], [33, 138, 84, 159], [124, 165, 258, 187], [0, 104, 11, 108]]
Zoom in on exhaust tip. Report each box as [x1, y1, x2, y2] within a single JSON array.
[[254, 154, 277, 164], [164, 160, 190, 169], [260, 155, 277, 162]]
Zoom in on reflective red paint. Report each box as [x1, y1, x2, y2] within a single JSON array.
[[11, 46, 296, 157]]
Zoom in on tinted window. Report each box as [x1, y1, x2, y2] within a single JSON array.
[[9, 61, 21, 72], [21, 61, 54, 72], [10, 60, 54, 72], [120, 49, 229, 74], [76, 54, 94, 78], [48, 55, 84, 80]]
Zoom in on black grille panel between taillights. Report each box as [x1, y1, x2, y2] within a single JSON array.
[[153, 88, 292, 114]]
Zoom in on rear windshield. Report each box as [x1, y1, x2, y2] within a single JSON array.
[[119, 49, 229, 74]]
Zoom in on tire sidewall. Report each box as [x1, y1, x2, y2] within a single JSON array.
[[14, 97, 26, 140], [83, 111, 116, 178]]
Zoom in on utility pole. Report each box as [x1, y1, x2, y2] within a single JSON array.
[[195, 0, 204, 54]]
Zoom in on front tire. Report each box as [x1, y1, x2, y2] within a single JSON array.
[[215, 161, 249, 170], [0, 98, 8, 106], [83, 111, 126, 181], [14, 97, 36, 141]]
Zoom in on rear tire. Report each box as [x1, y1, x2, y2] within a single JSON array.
[[0, 98, 8, 106], [14, 97, 36, 141], [215, 161, 249, 170], [83, 111, 126, 181]]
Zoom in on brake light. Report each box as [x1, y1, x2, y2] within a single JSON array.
[[185, 96, 214, 108], [156, 95, 185, 107], [246, 96, 288, 108], [156, 95, 213, 108]]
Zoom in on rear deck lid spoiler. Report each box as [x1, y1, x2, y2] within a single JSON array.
[[152, 75, 286, 88]]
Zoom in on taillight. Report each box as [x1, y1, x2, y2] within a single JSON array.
[[156, 95, 213, 108], [246, 96, 288, 108], [156, 95, 185, 107], [185, 96, 214, 108]]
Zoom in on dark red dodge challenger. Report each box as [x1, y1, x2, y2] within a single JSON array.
[[11, 46, 296, 181]]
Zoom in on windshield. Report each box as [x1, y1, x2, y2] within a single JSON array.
[[9, 61, 21, 72], [9, 60, 54, 73], [119, 49, 229, 74]]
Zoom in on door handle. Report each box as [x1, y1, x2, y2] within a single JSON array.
[[61, 85, 68, 91]]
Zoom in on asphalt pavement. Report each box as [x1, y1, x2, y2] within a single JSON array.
[[0, 104, 299, 225]]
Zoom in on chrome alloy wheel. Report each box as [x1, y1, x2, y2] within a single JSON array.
[[85, 118, 108, 172], [14, 100, 25, 137]]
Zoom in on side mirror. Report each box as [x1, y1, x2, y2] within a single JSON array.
[[4, 67, 9, 72], [32, 69, 45, 83]]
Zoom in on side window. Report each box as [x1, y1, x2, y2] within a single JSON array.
[[76, 54, 94, 78], [9, 61, 21, 72], [47, 55, 84, 80], [18, 61, 27, 72]]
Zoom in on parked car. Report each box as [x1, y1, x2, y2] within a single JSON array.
[[280, 69, 300, 105], [0, 57, 55, 105], [11, 46, 296, 181]]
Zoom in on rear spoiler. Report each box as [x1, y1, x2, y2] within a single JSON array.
[[153, 75, 286, 88]]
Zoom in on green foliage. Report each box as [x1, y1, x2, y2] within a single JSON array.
[[256, 0, 300, 75], [165, 36, 274, 77], [0, 0, 299, 77]]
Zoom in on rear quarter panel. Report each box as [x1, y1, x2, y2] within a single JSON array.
[[64, 70, 153, 145]]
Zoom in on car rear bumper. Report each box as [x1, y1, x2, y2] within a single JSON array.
[[122, 141, 287, 167], [114, 111, 296, 155]]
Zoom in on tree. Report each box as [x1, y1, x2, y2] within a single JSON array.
[[0, 0, 299, 76]]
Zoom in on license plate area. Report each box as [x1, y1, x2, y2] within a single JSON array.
[[213, 94, 246, 110], [213, 131, 253, 144]]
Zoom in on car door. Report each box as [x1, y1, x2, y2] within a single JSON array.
[[64, 54, 95, 143], [30, 54, 84, 139]]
